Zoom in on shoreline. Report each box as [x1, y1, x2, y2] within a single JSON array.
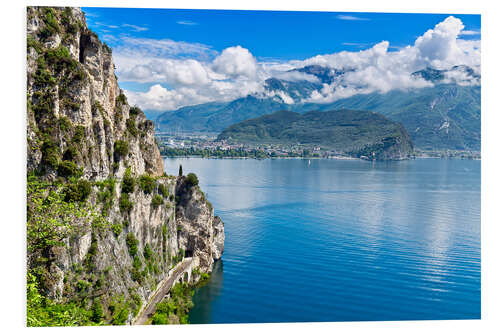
[[160, 155, 481, 161]]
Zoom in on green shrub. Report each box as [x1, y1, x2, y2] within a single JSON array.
[[126, 232, 138, 256], [129, 106, 140, 117], [162, 224, 168, 240], [144, 244, 153, 260], [121, 168, 135, 194], [63, 179, 91, 202], [34, 66, 57, 87], [151, 283, 194, 325], [97, 178, 115, 216], [185, 173, 199, 187], [114, 140, 129, 159], [126, 118, 139, 137], [27, 36, 42, 53], [119, 193, 133, 213], [158, 183, 169, 198], [40, 7, 61, 39], [45, 45, 79, 75], [90, 299, 104, 323], [72, 125, 85, 144], [58, 116, 72, 132], [133, 255, 142, 270], [41, 139, 60, 169], [130, 292, 142, 316], [116, 93, 127, 105], [57, 160, 82, 178], [138, 174, 155, 194], [151, 312, 168, 325], [151, 194, 163, 209], [130, 268, 143, 283], [46, 45, 70, 63], [111, 222, 123, 237], [76, 279, 90, 292], [27, 272, 96, 327], [112, 306, 129, 325]]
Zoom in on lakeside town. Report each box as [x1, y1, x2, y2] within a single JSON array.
[[155, 133, 481, 160]]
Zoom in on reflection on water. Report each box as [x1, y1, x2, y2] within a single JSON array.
[[189, 260, 224, 324], [162, 158, 481, 323]]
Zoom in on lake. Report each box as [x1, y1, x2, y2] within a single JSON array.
[[163, 157, 481, 323]]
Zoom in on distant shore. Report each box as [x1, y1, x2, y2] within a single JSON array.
[[160, 154, 480, 161]]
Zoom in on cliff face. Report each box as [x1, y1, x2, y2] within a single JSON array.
[[27, 7, 163, 180], [26, 7, 223, 325]]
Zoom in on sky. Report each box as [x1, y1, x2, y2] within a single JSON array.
[[82, 7, 481, 115]]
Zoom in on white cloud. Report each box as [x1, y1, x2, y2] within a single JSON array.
[[442, 66, 480, 86], [414, 16, 465, 67], [113, 37, 216, 61], [272, 71, 320, 83], [122, 23, 148, 32], [113, 16, 480, 111], [336, 15, 370, 21], [342, 42, 374, 48], [300, 16, 481, 103], [212, 46, 258, 78], [125, 84, 212, 111], [94, 22, 119, 29], [177, 20, 198, 26], [460, 30, 480, 36], [271, 90, 295, 104]]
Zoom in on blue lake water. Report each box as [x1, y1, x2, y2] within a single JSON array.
[[163, 157, 481, 323]]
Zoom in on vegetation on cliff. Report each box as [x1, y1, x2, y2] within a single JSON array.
[[26, 6, 224, 327], [26, 171, 176, 326]]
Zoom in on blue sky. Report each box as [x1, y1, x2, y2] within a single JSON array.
[[81, 8, 481, 115], [83, 8, 480, 59]]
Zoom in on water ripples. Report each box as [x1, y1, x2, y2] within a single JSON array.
[[163, 158, 481, 323]]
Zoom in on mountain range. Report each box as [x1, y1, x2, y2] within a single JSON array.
[[155, 65, 480, 151]]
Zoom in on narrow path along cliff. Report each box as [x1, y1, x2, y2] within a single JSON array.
[[26, 6, 224, 326], [133, 258, 193, 325]]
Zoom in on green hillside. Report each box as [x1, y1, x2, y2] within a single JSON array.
[[308, 84, 481, 150], [217, 109, 414, 160]]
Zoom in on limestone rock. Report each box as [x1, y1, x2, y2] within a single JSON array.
[[26, 6, 224, 323]]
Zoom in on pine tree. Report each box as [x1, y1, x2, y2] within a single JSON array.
[[178, 164, 183, 177]]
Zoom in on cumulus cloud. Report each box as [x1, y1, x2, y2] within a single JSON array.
[[300, 16, 480, 103], [113, 16, 480, 111], [212, 46, 258, 78], [125, 84, 212, 111]]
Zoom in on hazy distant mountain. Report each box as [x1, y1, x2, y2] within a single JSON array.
[[155, 65, 480, 150]]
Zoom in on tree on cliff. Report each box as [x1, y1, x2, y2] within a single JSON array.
[[186, 173, 199, 187], [179, 164, 183, 177]]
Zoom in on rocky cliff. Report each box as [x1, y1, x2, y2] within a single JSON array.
[[26, 7, 223, 325]]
